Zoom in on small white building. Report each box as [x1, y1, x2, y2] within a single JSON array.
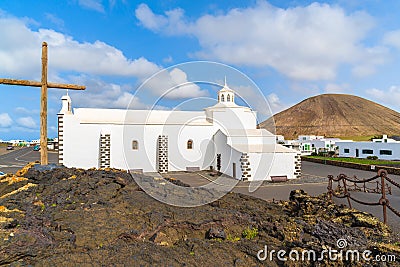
[[58, 83, 301, 181], [281, 135, 339, 155], [281, 139, 301, 151], [7, 140, 28, 146], [337, 135, 400, 160], [372, 135, 398, 143], [30, 139, 40, 145]]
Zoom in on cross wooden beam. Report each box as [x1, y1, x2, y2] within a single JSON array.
[[0, 42, 85, 165]]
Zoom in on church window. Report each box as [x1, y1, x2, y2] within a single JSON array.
[[187, 139, 193, 149], [227, 94, 230, 102], [221, 94, 225, 102], [132, 140, 139, 150]]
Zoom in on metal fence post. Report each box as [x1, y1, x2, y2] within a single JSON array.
[[381, 173, 387, 224], [343, 178, 352, 209]]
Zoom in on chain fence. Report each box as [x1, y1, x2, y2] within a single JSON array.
[[327, 169, 400, 224]]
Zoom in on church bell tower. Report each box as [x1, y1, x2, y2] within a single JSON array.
[[217, 77, 235, 106]]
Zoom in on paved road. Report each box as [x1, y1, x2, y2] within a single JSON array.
[[302, 161, 400, 231], [302, 160, 400, 180], [0, 147, 58, 173], [163, 161, 400, 231]]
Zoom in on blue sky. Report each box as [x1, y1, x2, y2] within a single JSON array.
[[1, 0, 400, 140]]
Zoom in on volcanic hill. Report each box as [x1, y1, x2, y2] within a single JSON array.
[[260, 94, 400, 139]]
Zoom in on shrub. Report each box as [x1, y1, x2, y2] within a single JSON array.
[[242, 227, 258, 240], [366, 156, 378, 160], [311, 152, 318, 156], [227, 234, 240, 242], [328, 151, 336, 157]]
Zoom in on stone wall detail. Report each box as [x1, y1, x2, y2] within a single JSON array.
[[57, 115, 64, 165], [240, 153, 251, 181], [157, 135, 168, 173], [99, 133, 111, 168], [295, 152, 302, 178]]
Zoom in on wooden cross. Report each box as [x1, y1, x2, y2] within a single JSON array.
[[0, 42, 85, 165]]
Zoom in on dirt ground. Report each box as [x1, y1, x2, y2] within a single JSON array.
[[0, 165, 398, 266], [0, 146, 23, 156]]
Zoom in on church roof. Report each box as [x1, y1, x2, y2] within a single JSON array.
[[231, 144, 296, 153], [73, 108, 213, 126], [204, 102, 249, 110], [219, 80, 234, 92], [212, 129, 295, 153], [220, 76, 234, 93], [226, 129, 274, 136]]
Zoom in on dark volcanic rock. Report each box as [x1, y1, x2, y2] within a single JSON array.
[[0, 166, 398, 266], [206, 227, 226, 240], [312, 219, 367, 249]]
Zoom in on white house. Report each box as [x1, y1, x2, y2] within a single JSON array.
[[30, 139, 40, 145], [58, 82, 301, 181], [281, 135, 339, 155], [337, 135, 400, 160], [7, 140, 27, 146], [372, 135, 398, 143]]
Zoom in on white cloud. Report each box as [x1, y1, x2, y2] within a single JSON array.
[[0, 113, 13, 127], [0, 11, 207, 109], [383, 30, 400, 49], [366, 86, 400, 109], [0, 13, 160, 80], [49, 126, 58, 134], [65, 76, 145, 109], [163, 55, 173, 63], [135, 3, 168, 31], [324, 83, 349, 93], [78, 0, 105, 13], [144, 68, 208, 99], [15, 107, 39, 115], [267, 93, 288, 114], [136, 2, 384, 81], [45, 13, 65, 29], [226, 84, 273, 119], [40, 30, 160, 78], [17, 116, 37, 129], [351, 46, 388, 77], [59, 75, 176, 110]]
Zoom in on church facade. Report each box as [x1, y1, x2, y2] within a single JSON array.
[[58, 83, 301, 181]]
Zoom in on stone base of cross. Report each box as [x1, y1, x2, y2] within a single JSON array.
[[0, 42, 85, 165]]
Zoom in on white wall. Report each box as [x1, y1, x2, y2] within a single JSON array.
[[229, 135, 276, 146], [62, 102, 297, 181], [213, 131, 242, 179], [249, 152, 296, 180], [122, 125, 161, 172], [63, 114, 220, 172], [211, 108, 257, 130], [162, 124, 217, 171], [337, 141, 400, 160], [62, 115, 101, 169]]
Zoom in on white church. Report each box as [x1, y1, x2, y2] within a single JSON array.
[[57, 82, 301, 181]]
